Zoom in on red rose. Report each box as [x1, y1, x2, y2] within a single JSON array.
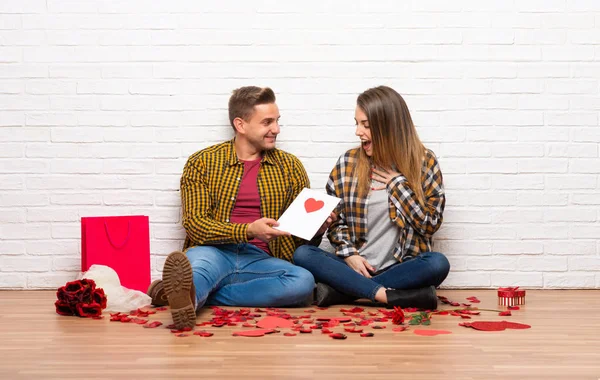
[[55, 279, 106, 318], [64, 280, 84, 293], [76, 302, 102, 318], [79, 278, 96, 291], [64, 280, 86, 304], [57, 286, 69, 301], [55, 300, 75, 316], [392, 306, 405, 325], [92, 288, 107, 309], [79, 286, 93, 304]]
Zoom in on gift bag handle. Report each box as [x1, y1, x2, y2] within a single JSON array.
[[104, 220, 131, 249]]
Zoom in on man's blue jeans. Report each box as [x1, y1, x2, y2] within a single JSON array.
[[293, 245, 450, 301], [185, 243, 315, 309]]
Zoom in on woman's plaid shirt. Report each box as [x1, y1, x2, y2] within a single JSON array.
[[180, 140, 310, 262], [326, 148, 445, 262]]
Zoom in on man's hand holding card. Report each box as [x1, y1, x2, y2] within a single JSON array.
[[273, 188, 341, 241], [247, 217, 291, 243]]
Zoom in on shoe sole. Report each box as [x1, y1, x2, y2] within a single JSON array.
[[162, 251, 196, 330]]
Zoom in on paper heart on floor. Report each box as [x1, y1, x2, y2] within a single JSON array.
[[466, 321, 531, 331], [304, 198, 324, 213], [232, 329, 277, 337], [500, 321, 531, 330], [413, 329, 452, 336], [256, 316, 294, 329], [467, 322, 506, 331]]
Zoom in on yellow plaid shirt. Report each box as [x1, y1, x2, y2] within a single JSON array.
[[326, 148, 445, 262], [180, 139, 311, 262]]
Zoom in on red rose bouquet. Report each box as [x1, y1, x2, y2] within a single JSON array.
[[55, 278, 107, 318]]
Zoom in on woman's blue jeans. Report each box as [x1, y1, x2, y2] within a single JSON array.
[[293, 245, 450, 301]]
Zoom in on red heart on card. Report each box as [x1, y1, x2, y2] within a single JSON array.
[[304, 198, 324, 213]]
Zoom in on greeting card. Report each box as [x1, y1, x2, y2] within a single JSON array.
[[274, 188, 341, 240]]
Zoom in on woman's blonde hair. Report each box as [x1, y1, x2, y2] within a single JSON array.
[[355, 86, 426, 204]]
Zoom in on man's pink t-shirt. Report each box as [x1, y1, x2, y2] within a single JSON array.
[[229, 158, 270, 254]]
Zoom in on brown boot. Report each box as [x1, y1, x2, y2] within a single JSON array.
[[147, 280, 168, 307], [162, 251, 197, 330]]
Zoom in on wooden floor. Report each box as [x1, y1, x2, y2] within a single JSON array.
[[1, 290, 599, 380]]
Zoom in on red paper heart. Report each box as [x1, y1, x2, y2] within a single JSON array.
[[501, 321, 531, 330], [304, 198, 324, 213], [256, 316, 294, 329], [466, 321, 531, 331], [233, 329, 276, 337], [414, 329, 452, 336], [468, 322, 507, 331]]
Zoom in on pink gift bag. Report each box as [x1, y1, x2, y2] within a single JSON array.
[[81, 215, 151, 292]]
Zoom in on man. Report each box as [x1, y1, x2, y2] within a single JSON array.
[[149, 86, 332, 329]]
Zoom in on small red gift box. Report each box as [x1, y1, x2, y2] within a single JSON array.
[[497, 287, 526, 306]]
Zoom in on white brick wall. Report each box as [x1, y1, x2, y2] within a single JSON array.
[[1, 0, 599, 289]]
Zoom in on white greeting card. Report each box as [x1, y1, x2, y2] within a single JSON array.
[[274, 188, 341, 241]]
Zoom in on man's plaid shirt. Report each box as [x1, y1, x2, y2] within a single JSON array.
[[326, 148, 445, 262], [180, 139, 310, 262]]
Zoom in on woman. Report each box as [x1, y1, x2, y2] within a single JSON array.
[[293, 86, 450, 309]]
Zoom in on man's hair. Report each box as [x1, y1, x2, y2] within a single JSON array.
[[228, 86, 276, 131]]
